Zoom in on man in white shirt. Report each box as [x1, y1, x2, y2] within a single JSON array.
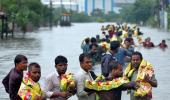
[[76, 53, 96, 100], [43, 55, 73, 100]]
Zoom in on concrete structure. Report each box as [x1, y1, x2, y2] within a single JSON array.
[[84, 0, 135, 15], [84, 0, 113, 15]]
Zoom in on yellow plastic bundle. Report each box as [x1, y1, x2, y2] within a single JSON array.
[[125, 60, 154, 97], [60, 73, 76, 92], [99, 42, 110, 51], [85, 76, 129, 91], [134, 81, 152, 97], [18, 73, 43, 100]]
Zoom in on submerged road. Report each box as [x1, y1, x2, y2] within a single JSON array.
[[0, 23, 170, 100]]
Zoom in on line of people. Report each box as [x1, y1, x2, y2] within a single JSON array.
[[2, 50, 158, 100]]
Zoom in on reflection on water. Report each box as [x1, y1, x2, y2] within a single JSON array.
[[0, 23, 170, 100]]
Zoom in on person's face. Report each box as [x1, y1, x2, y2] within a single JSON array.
[[131, 55, 142, 69], [55, 63, 67, 75], [91, 45, 97, 53], [16, 59, 28, 71], [29, 67, 41, 82], [111, 65, 123, 77], [80, 57, 92, 72], [125, 41, 130, 47]]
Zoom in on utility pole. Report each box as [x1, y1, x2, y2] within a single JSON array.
[[159, 0, 168, 30], [70, 0, 72, 13], [49, 0, 53, 29], [60, 0, 63, 15], [92, 0, 95, 15], [102, 0, 105, 14], [111, 0, 114, 12]]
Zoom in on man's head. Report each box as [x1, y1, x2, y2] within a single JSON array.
[[109, 61, 123, 78], [79, 53, 92, 72], [89, 44, 98, 54], [131, 51, 143, 69], [110, 41, 120, 53], [162, 39, 166, 43], [91, 37, 97, 44], [55, 55, 68, 75], [28, 62, 41, 82], [14, 54, 28, 71], [85, 38, 90, 44], [124, 37, 131, 47]]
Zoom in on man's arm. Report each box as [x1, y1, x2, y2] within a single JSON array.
[[43, 76, 55, 98], [2, 72, 10, 93], [43, 75, 71, 99], [9, 76, 21, 100], [76, 75, 90, 97]]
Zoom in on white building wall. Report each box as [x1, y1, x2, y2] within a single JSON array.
[[95, 0, 103, 10], [105, 0, 112, 14], [87, 0, 93, 15]]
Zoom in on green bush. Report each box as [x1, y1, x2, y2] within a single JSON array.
[[168, 13, 170, 30], [146, 16, 158, 27]]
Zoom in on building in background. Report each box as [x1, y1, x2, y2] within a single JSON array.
[[84, 0, 135, 15]]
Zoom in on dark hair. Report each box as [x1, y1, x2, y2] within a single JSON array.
[[85, 38, 90, 44], [55, 55, 68, 65], [110, 41, 120, 50], [102, 32, 106, 34], [96, 35, 100, 39], [132, 51, 143, 60], [162, 40, 166, 42], [14, 54, 27, 65], [28, 62, 40, 71], [109, 60, 119, 71], [79, 53, 91, 63], [91, 37, 97, 43], [89, 44, 98, 50], [124, 37, 131, 42]]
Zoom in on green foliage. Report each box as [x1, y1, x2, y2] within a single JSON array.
[[1, 0, 50, 33], [117, 0, 158, 25], [71, 12, 92, 22], [146, 16, 158, 27], [168, 13, 170, 30]]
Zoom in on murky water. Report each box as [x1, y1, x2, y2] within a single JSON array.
[[0, 23, 170, 100]]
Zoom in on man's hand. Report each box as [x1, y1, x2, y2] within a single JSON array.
[[127, 81, 139, 89], [144, 74, 151, 83], [58, 92, 71, 98], [34, 95, 41, 100]]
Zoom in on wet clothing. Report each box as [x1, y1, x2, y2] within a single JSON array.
[[125, 60, 157, 100], [143, 42, 154, 48], [2, 68, 23, 100], [98, 87, 122, 100], [115, 48, 132, 66], [76, 70, 96, 100], [129, 71, 156, 100], [81, 44, 90, 53], [101, 49, 131, 77], [158, 43, 167, 49], [43, 72, 67, 100], [101, 52, 117, 77]]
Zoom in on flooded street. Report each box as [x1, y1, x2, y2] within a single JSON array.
[[0, 23, 170, 100]]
